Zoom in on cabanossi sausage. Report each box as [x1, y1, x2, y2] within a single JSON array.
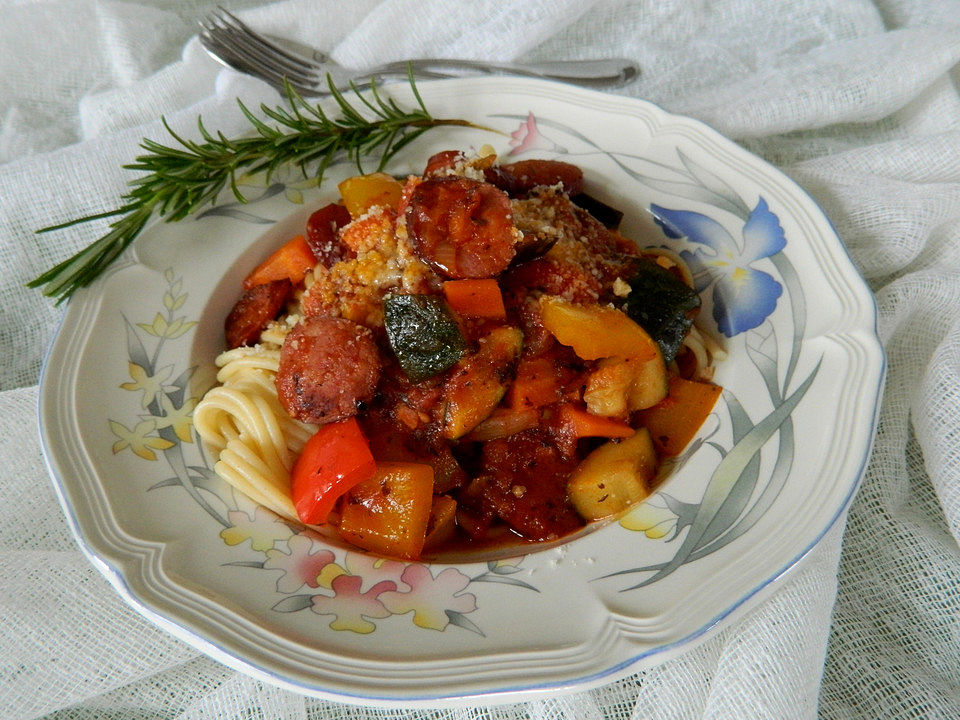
[[485, 159, 584, 197], [224, 278, 292, 349], [404, 176, 517, 279], [305, 203, 353, 268], [276, 315, 381, 425]]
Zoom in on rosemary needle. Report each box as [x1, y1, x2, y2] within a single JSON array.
[[29, 74, 487, 304]]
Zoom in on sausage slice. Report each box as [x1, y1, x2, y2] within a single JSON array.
[[224, 279, 292, 349], [305, 203, 353, 268], [405, 176, 517, 279], [485, 159, 584, 197], [276, 316, 381, 425]]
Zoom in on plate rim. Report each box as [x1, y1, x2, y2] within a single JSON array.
[[37, 75, 886, 706]]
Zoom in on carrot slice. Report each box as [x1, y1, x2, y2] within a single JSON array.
[[556, 403, 635, 439], [243, 235, 317, 290], [442, 279, 506, 319], [507, 356, 562, 409]]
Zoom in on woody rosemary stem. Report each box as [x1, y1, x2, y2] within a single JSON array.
[[29, 74, 491, 305]]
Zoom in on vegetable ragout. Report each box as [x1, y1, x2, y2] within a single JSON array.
[[195, 149, 722, 560]]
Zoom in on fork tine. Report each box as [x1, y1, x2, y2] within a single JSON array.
[[208, 7, 321, 78], [201, 26, 320, 89], [200, 27, 320, 89], [199, 30, 320, 97], [202, 15, 313, 80]]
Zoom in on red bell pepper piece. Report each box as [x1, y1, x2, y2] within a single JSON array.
[[290, 417, 376, 525]]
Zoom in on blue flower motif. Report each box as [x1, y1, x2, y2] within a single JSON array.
[[651, 198, 786, 337]]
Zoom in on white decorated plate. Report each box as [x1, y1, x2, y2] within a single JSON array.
[[39, 77, 884, 706]]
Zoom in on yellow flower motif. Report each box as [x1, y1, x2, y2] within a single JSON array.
[[236, 168, 320, 204], [163, 293, 187, 312], [137, 312, 197, 339], [152, 393, 197, 443], [109, 419, 175, 461], [317, 562, 347, 589], [120, 363, 175, 408], [343, 553, 406, 591], [619, 501, 679, 539], [220, 507, 293, 552], [263, 534, 336, 593], [165, 317, 197, 339], [163, 279, 187, 312]]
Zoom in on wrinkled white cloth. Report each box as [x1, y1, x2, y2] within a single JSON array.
[[2, 1, 960, 718]]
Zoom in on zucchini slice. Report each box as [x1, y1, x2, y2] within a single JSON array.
[[383, 294, 466, 382], [567, 428, 657, 521], [618, 258, 701, 364], [441, 326, 524, 440]]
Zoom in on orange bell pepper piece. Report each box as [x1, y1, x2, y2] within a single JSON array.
[[637, 376, 722, 456], [337, 172, 404, 218], [539, 296, 658, 361], [338, 462, 435, 560], [243, 234, 317, 290]]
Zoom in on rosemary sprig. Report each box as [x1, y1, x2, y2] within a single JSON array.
[[30, 75, 486, 304]]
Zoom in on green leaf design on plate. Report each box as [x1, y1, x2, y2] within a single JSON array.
[[445, 610, 485, 636], [608, 359, 821, 590]]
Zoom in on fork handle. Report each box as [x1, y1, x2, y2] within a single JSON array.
[[363, 58, 639, 90]]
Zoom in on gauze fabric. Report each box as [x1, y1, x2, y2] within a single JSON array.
[[2, 1, 959, 718]]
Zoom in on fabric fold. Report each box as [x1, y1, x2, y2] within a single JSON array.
[[3, 1, 960, 718]]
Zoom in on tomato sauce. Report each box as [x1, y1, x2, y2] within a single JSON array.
[[223, 151, 720, 560]]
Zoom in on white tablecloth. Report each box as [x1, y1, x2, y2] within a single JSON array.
[[2, 1, 959, 717]]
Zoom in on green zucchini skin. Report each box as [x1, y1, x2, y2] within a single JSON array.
[[440, 326, 524, 440], [618, 259, 701, 364], [383, 294, 467, 382]]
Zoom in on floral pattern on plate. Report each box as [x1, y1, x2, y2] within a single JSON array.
[[109, 266, 538, 637], [504, 112, 818, 589], [111, 109, 820, 628], [41, 78, 883, 705]]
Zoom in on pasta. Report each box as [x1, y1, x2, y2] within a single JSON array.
[[194, 324, 315, 522]]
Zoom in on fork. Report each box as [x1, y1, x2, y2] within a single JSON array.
[[199, 7, 640, 96]]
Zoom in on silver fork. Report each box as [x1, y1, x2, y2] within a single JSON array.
[[199, 7, 640, 96]]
